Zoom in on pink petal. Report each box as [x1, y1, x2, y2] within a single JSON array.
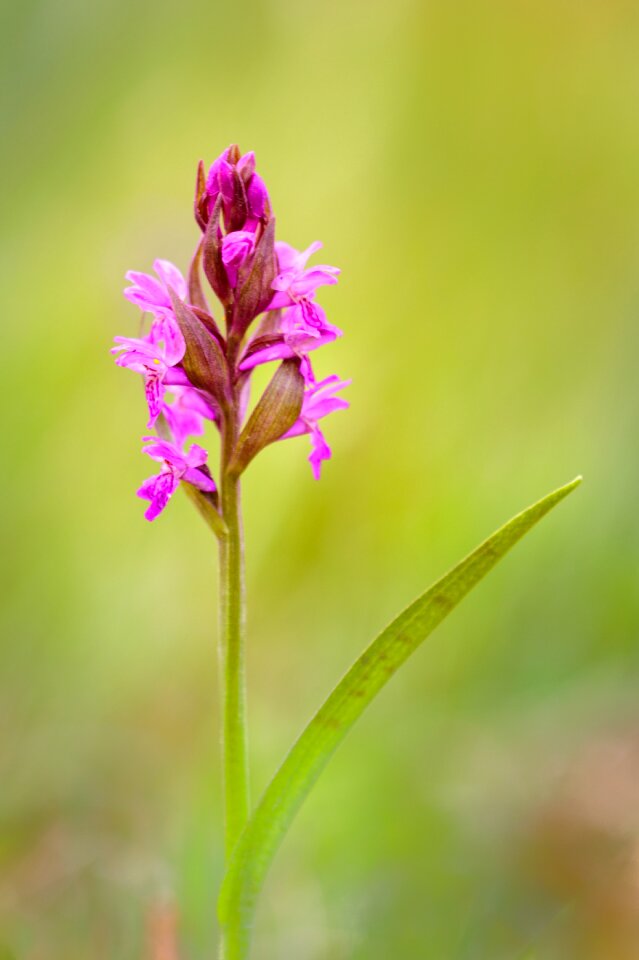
[[274, 241, 299, 272], [308, 425, 331, 480], [183, 467, 217, 492], [247, 172, 268, 219], [125, 271, 167, 304], [141, 438, 182, 465], [291, 267, 340, 298], [237, 151, 256, 177], [153, 259, 187, 300], [219, 160, 235, 205], [267, 290, 295, 310], [238, 342, 296, 371], [145, 375, 165, 427], [184, 443, 209, 469], [137, 471, 179, 521]]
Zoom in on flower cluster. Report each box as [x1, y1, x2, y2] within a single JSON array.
[[113, 145, 349, 522]]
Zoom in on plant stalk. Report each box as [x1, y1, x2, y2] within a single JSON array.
[[218, 470, 250, 859], [218, 396, 250, 960]]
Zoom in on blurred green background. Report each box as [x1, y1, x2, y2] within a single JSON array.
[[2, 0, 639, 957]]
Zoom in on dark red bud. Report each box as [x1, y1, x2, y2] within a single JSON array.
[[189, 305, 224, 346], [202, 196, 232, 309], [194, 160, 208, 232]]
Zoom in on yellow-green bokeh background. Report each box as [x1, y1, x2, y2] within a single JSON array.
[[2, 1, 639, 957]]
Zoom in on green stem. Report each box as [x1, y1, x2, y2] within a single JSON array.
[[218, 472, 250, 857], [218, 404, 250, 960]]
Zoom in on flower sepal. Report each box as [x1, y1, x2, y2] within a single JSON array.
[[202, 196, 232, 310], [168, 289, 232, 411]]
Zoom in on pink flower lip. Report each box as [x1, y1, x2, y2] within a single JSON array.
[[137, 437, 217, 521]]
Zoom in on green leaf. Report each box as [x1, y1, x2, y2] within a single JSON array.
[[228, 358, 305, 476], [217, 477, 582, 957]]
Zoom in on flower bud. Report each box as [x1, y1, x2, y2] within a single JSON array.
[[205, 144, 271, 234], [194, 160, 209, 231]]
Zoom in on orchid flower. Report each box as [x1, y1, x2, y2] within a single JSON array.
[[238, 305, 342, 374], [268, 241, 341, 345], [124, 258, 188, 313], [237, 240, 342, 374], [111, 334, 186, 427], [117, 146, 347, 517], [137, 438, 216, 521]]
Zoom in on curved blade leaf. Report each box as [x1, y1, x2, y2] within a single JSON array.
[[218, 477, 582, 955]]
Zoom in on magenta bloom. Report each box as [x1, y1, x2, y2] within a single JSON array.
[[123, 259, 187, 360], [282, 375, 350, 480], [124, 259, 187, 312], [116, 145, 349, 519], [239, 303, 342, 373], [270, 241, 340, 306], [137, 438, 216, 521], [238, 240, 342, 374], [111, 335, 186, 427], [269, 241, 340, 339]]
